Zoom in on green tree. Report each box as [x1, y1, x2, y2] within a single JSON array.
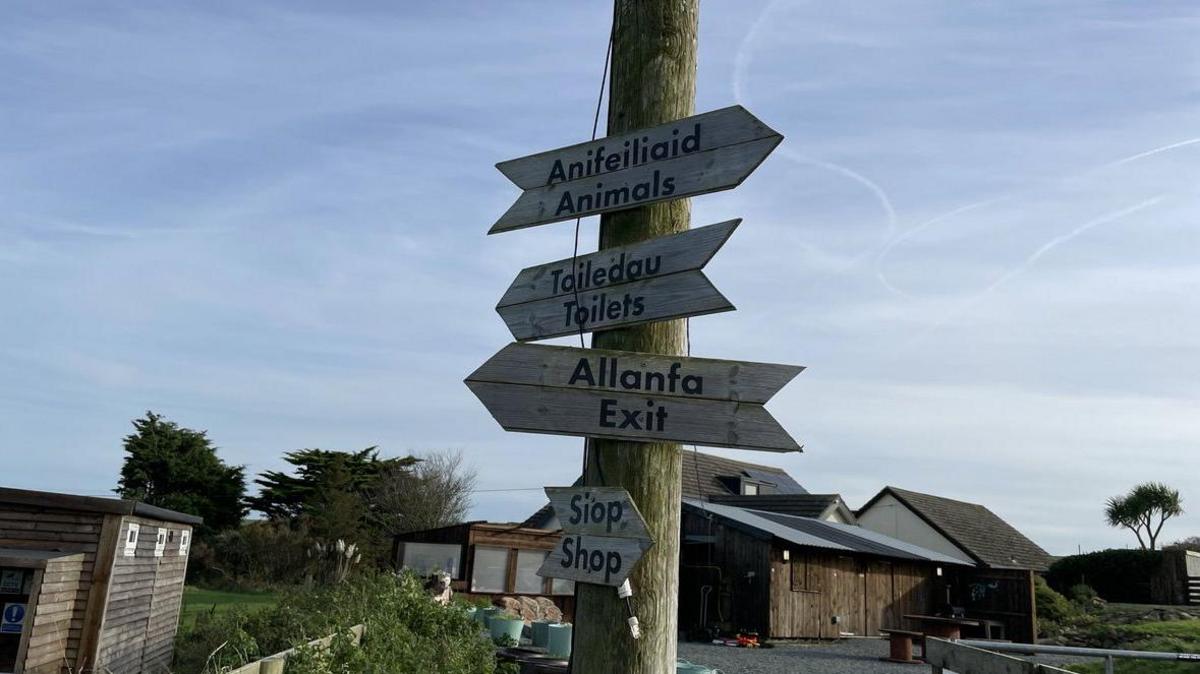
[[249, 448, 416, 542], [116, 411, 246, 535], [1106, 482, 1184, 550]]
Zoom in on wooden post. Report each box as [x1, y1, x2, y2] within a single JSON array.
[[571, 1, 698, 673]]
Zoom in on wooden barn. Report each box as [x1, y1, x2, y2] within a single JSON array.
[[857, 486, 1053, 643], [0, 487, 200, 674], [393, 522, 575, 620], [679, 499, 970, 640]]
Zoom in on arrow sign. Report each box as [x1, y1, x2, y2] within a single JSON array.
[[536, 486, 654, 587], [496, 220, 738, 341], [491, 106, 781, 234], [544, 486, 651, 539], [538, 534, 652, 587], [465, 343, 803, 452]]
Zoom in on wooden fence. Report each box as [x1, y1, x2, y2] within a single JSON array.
[[225, 624, 365, 674], [926, 638, 1071, 674]]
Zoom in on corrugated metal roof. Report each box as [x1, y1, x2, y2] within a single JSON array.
[[684, 499, 850, 552], [684, 499, 969, 566]]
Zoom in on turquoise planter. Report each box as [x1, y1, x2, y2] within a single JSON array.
[[547, 623, 572, 659], [476, 606, 499, 626], [489, 616, 525, 644], [530, 619, 555, 647]]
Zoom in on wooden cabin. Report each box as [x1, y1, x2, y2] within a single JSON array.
[[392, 522, 574, 620], [680, 499, 971, 640], [857, 487, 1052, 643], [0, 487, 200, 674]]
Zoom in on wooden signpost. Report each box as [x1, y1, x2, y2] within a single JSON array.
[[465, 343, 803, 452], [490, 106, 782, 234], [537, 487, 654, 587], [470, 9, 794, 666], [496, 220, 738, 341]]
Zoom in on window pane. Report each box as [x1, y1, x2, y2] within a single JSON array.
[[514, 550, 546, 594], [743, 482, 758, 495], [551, 577, 575, 596], [471, 547, 509, 593], [401, 543, 463, 578]]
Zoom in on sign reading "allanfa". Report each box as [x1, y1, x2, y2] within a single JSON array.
[[465, 343, 803, 452]]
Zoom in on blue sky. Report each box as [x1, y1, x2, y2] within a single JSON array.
[[1, 1, 1196, 555]]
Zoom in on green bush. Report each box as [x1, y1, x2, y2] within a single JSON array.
[[188, 520, 316, 588], [1068, 583, 1099, 605], [175, 572, 497, 674], [1035, 575, 1079, 637], [1047, 549, 1163, 603]]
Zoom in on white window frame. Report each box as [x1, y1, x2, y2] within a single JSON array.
[[154, 528, 167, 557], [179, 530, 191, 557], [123, 522, 140, 557]]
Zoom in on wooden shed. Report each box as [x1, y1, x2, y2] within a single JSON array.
[[680, 499, 970, 640], [392, 522, 575, 620], [0, 487, 200, 674]]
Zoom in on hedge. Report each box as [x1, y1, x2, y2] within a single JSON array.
[[1046, 549, 1163, 604]]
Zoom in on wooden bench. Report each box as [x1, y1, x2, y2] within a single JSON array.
[[879, 628, 925, 665]]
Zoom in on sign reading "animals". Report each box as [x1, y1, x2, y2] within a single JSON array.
[[465, 343, 804, 452], [490, 106, 781, 234]]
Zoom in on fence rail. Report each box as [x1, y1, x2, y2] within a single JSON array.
[[225, 624, 365, 674], [925, 638, 1071, 674]]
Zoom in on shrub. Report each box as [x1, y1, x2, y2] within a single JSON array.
[[188, 520, 319, 588], [1047, 549, 1163, 603], [1035, 576, 1078, 637], [175, 572, 497, 673], [1068, 583, 1099, 606]]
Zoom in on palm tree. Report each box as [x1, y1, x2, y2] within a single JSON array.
[[1105, 482, 1184, 550]]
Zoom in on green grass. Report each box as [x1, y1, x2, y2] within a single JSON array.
[[179, 586, 280, 630], [1065, 618, 1200, 674]]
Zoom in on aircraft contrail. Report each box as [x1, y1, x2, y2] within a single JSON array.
[[734, 0, 898, 248]]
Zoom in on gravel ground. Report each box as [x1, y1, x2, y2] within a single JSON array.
[[677, 638, 1095, 673]]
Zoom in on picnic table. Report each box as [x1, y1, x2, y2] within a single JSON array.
[[903, 614, 982, 640]]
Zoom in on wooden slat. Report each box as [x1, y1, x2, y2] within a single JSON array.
[[499, 219, 739, 307], [466, 380, 801, 452], [498, 269, 733, 341]]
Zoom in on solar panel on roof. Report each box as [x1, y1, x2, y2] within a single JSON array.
[[741, 468, 807, 494]]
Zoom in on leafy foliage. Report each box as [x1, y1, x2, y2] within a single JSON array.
[[368, 450, 478, 536], [176, 572, 498, 674], [115, 411, 246, 535], [248, 447, 415, 523], [189, 520, 316, 588], [1035, 575, 1081, 637], [1106, 482, 1184, 550], [1047, 549, 1164, 603]]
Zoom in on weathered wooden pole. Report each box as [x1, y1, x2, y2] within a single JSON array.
[[572, 1, 697, 673]]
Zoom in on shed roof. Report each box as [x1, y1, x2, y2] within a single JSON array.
[[521, 451, 806, 528], [858, 486, 1053, 571], [709, 494, 853, 521], [683, 499, 969, 566], [0, 486, 204, 526]]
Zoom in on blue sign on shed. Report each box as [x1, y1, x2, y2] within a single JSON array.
[[1, 602, 26, 633]]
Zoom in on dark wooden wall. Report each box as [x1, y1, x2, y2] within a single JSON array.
[[950, 568, 1036, 643], [680, 509, 938, 639], [0, 505, 108, 670], [766, 549, 934, 639], [679, 510, 771, 636], [94, 516, 192, 673]]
